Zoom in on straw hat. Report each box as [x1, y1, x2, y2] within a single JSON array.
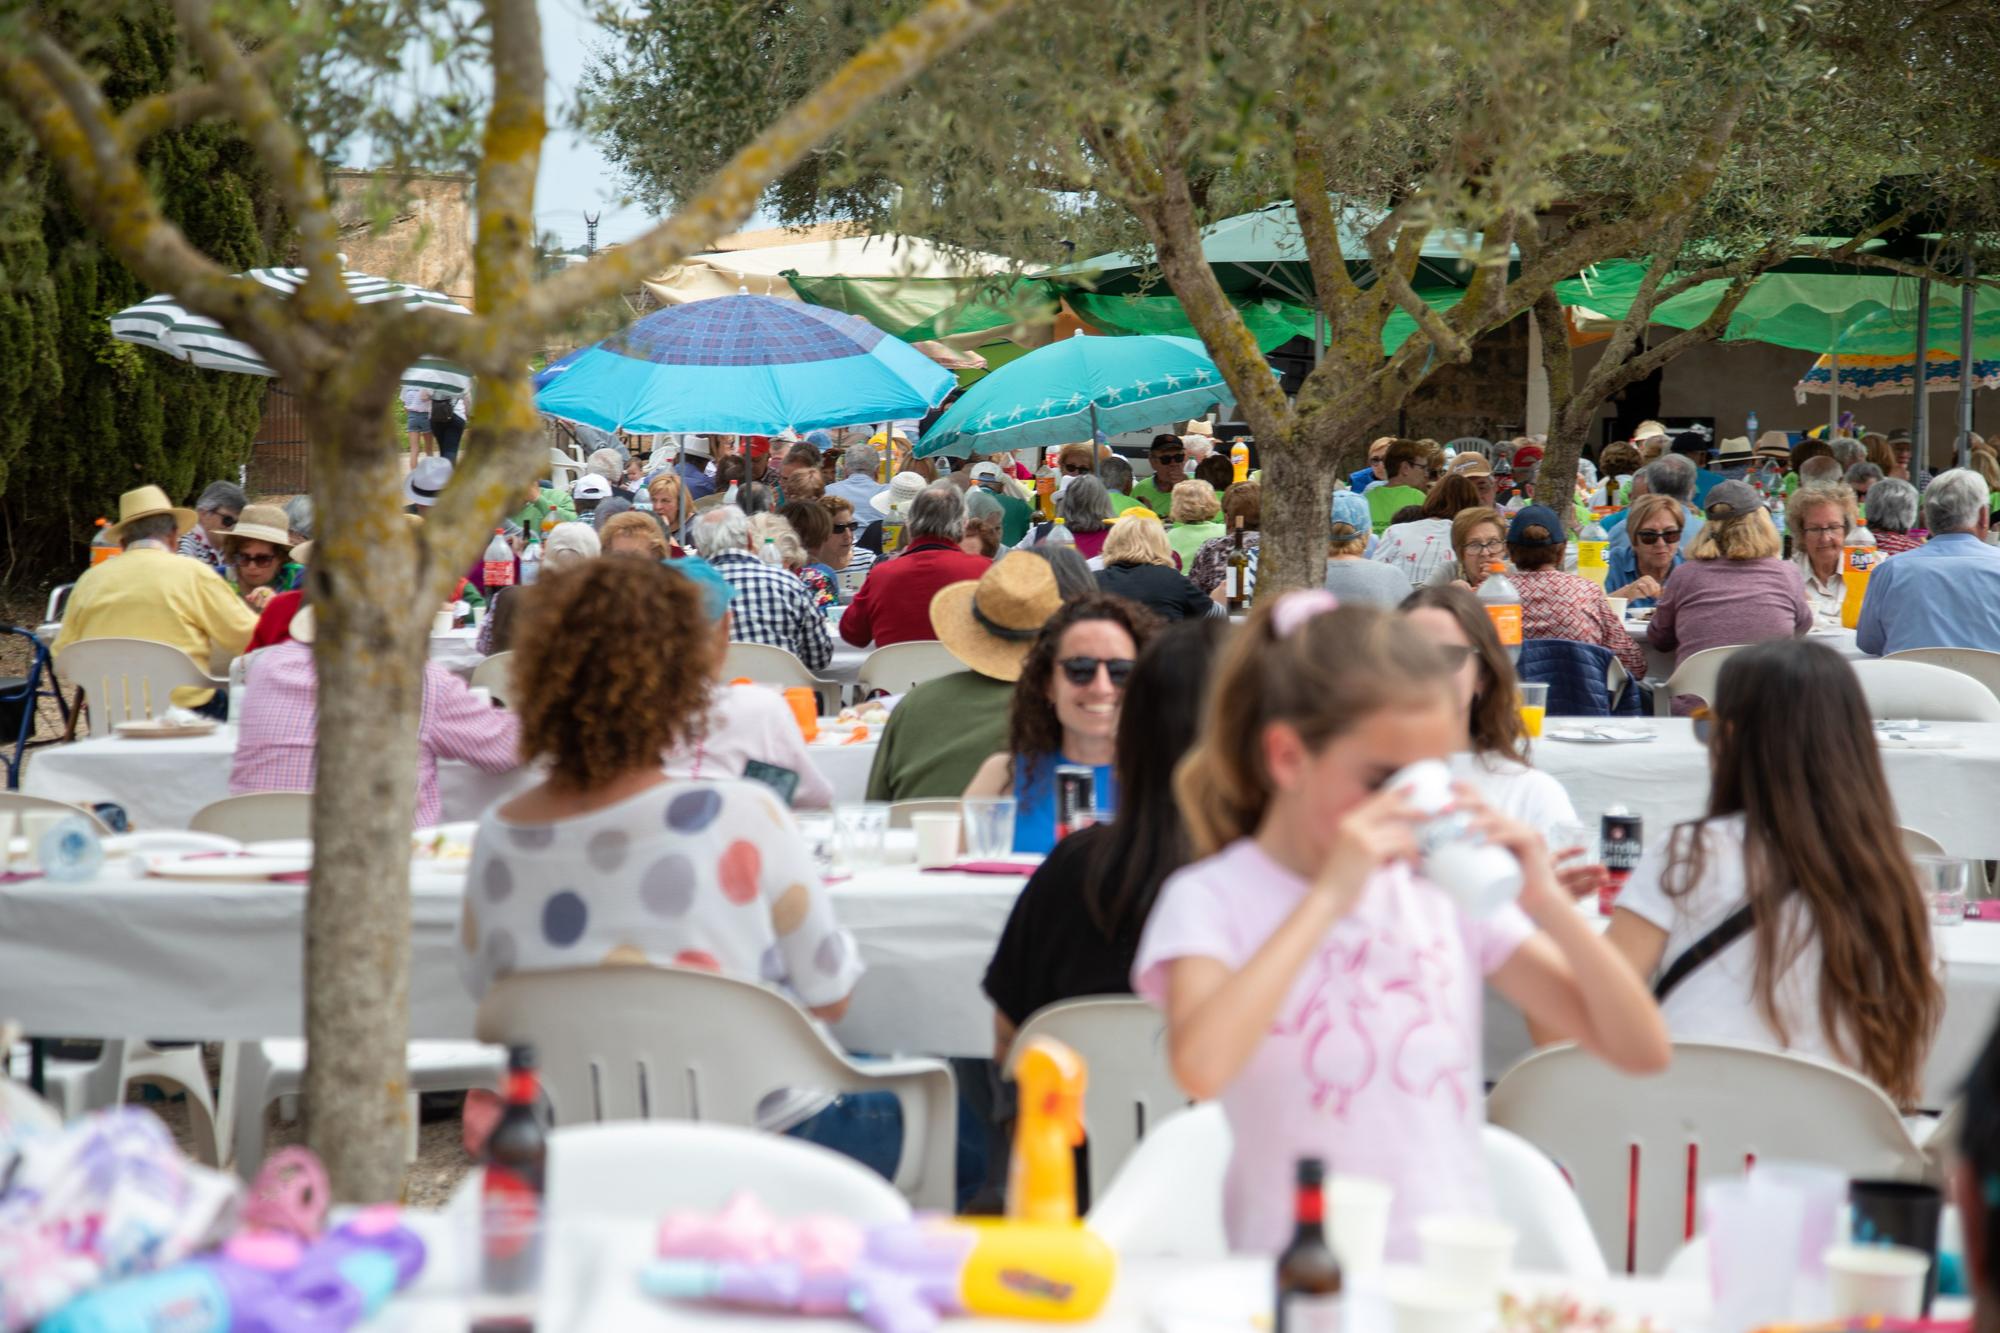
[[218, 504, 294, 555], [875, 471, 930, 517], [1181, 419, 1215, 437], [1631, 420, 1670, 444], [1754, 431, 1793, 460], [107, 484, 197, 542], [1713, 436, 1755, 466], [929, 552, 1063, 682]]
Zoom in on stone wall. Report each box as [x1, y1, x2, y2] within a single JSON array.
[[325, 170, 474, 302], [1396, 314, 1532, 444]]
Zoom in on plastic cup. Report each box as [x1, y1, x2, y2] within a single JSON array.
[[1705, 1177, 1806, 1333], [782, 687, 819, 742], [911, 812, 961, 869], [1607, 597, 1630, 620], [1327, 1175, 1394, 1277], [1914, 856, 1970, 928], [1824, 1245, 1930, 1319], [1517, 681, 1548, 738], [961, 797, 1017, 861], [832, 802, 889, 869], [1387, 1273, 1490, 1333], [1417, 1215, 1515, 1301], [432, 608, 455, 635]]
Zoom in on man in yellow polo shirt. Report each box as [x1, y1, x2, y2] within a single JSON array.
[[54, 485, 258, 715]]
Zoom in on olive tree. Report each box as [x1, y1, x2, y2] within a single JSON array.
[[1, 0, 1013, 1200]]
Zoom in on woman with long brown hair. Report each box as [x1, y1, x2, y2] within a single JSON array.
[[1607, 639, 1941, 1108]]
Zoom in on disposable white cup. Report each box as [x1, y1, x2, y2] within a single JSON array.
[[1705, 1177, 1806, 1332], [910, 812, 961, 869], [1607, 597, 1629, 619], [20, 811, 68, 871], [1824, 1244, 1929, 1319], [1387, 1273, 1490, 1333], [432, 608, 455, 635], [1417, 1215, 1516, 1301], [1326, 1174, 1394, 1277]]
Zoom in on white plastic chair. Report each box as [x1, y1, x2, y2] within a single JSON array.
[[226, 1038, 505, 1178], [1008, 997, 1189, 1204], [0, 792, 111, 833], [1488, 1040, 1928, 1274], [468, 651, 516, 709], [855, 641, 962, 699], [190, 792, 312, 841], [1888, 648, 2000, 705], [22, 1039, 224, 1166], [1851, 658, 2000, 722], [56, 638, 227, 737], [549, 447, 582, 490], [547, 1121, 911, 1225], [721, 642, 841, 716], [1484, 1122, 1609, 1278], [1652, 644, 1740, 716], [1901, 826, 1946, 858], [886, 798, 961, 830], [476, 966, 957, 1209]]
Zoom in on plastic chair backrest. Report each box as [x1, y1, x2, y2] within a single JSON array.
[[1482, 1124, 1608, 1278], [190, 792, 312, 841], [0, 792, 111, 833], [1487, 1040, 1927, 1274], [44, 584, 74, 625], [1900, 826, 1946, 858], [1887, 648, 2000, 705], [1084, 1102, 1230, 1259], [856, 641, 962, 699], [1851, 658, 2000, 722], [886, 798, 959, 830], [469, 652, 515, 708], [56, 638, 221, 737], [1007, 997, 1189, 1204], [546, 1121, 911, 1226], [1656, 645, 1740, 716], [720, 642, 839, 715]]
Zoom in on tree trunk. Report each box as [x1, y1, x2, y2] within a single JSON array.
[[300, 395, 432, 1202], [1257, 436, 1335, 598], [1530, 293, 1586, 532]]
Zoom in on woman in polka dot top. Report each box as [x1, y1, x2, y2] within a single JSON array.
[[458, 558, 865, 1069]]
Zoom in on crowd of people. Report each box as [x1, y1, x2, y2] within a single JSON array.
[[37, 412, 2000, 1251]]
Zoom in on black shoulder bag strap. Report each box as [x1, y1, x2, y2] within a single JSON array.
[[1652, 903, 1756, 1002]]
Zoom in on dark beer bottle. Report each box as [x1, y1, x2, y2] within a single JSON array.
[[1275, 1157, 1343, 1333], [481, 1044, 547, 1296]]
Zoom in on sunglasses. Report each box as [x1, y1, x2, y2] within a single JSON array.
[[1634, 528, 1682, 546], [831, 521, 859, 534], [1058, 656, 1135, 688], [214, 512, 238, 529], [237, 553, 278, 568], [1152, 453, 1186, 466], [1062, 463, 1094, 475]]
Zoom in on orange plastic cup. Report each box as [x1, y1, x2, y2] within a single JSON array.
[[783, 687, 818, 742]]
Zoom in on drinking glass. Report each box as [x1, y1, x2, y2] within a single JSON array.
[[961, 797, 1018, 861], [796, 814, 837, 877], [1915, 855, 1969, 928], [1517, 681, 1548, 739], [832, 802, 890, 870]]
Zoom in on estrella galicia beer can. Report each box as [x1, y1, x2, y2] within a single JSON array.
[[1599, 809, 1643, 915], [1055, 764, 1096, 841]]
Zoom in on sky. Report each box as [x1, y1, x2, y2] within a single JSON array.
[[532, 0, 657, 250]]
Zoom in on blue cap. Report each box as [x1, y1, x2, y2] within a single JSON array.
[[663, 556, 736, 623], [1506, 505, 1566, 547], [1329, 490, 1370, 533], [805, 429, 834, 449]]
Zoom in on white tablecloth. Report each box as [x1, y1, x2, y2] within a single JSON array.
[[0, 856, 1027, 1059], [427, 627, 484, 680], [1531, 717, 2000, 859], [1625, 620, 1862, 682], [21, 725, 880, 830]]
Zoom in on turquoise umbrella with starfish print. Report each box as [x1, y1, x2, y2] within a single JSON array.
[[914, 332, 1246, 458]]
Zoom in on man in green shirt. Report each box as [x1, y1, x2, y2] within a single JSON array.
[[1128, 434, 1189, 517], [1365, 437, 1429, 534], [509, 478, 577, 534], [1099, 455, 1146, 515], [865, 550, 1063, 800], [969, 461, 1035, 547]]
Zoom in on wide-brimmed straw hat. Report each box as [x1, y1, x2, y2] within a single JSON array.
[[1713, 436, 1755, 466], [218, 504, 294, 555], [1754, 431, 1793, 460], [929, 552, 1064, 682], [875, 471, 930, 517], [107, 485, 197, 543]]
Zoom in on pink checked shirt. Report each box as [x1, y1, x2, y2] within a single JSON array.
[[231, 640, 522, 827], [1509, 567, 1650, 678]]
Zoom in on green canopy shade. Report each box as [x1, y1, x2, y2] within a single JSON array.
[[1064, 284, 1464, 356], [1824, 286, 2000, 356], [1555, 261, 1940, 354], [783, 272, 1059, 343]]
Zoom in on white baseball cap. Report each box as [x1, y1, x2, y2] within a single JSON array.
[[969, 462, 1005, 483], [571, 474, 613, 501]]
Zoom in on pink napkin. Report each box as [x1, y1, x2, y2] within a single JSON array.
[[926, 860, 1034, 876], [0, 870, 44, 886]]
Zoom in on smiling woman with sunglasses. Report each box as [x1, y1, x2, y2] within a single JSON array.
[[1605, 493, 1686, 608], [962, 594, 1157, 853]]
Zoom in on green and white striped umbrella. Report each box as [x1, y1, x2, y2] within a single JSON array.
[[110, 267, 472, 395]]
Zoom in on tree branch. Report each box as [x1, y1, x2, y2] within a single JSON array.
[[118, 44, 290, 144], [472, 0, 545, 319], [1364, 210, 1469, 363]]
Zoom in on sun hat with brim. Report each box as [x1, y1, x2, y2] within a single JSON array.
[[1447, 453, 1493, 479], [1181, 419, 1215, 437], [1703, 480, 1765, 522], [1505, 505, 1566, 547], [1713, 437, 1754, 466], [218, 504, 295, 554], [876, 471, 930, 517], [107, 484, 198, 543], [404, 456, 454, 507], [1632, 421, 1671, 444], [1754, 431, 1793, 460], [929, 552, 1064, 683]]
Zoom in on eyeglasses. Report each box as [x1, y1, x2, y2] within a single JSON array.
[[1634, 528, 1682, 546], [236, 553, 278, 568], [830, 521, 859, 534], [216, 512, 238, 529], [1058, 656, 1136, 688], [1802, 524, 1847, 538], [1062, 463, 1094, 475], [1153, 453, 1185, 466], [1464, 538, 1506, 555]]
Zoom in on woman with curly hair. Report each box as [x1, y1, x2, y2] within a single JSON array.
[[962, 594, 1157, 853], [461, 557, 864, 1068]]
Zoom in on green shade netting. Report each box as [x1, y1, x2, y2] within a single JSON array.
[[782, 272, 1060, 342]]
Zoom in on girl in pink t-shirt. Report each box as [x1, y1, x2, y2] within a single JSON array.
[[1133, 594, 1667, 1258]]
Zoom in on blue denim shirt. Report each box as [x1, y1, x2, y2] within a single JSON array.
[[1855, 532, 2000, 655]]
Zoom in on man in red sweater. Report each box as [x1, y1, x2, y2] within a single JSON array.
[[838, 483, 991, 647]]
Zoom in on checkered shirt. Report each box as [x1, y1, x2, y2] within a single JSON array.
[[708, 550, 834, 670], [1510, 567, 1649, 678]]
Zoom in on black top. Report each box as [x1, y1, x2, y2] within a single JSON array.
[[982, 826, 1141, 1027], [1094, 561, 1214, 622]]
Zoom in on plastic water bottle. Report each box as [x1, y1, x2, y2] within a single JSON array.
[[481, 530, 515, 589], [1477, 564, 1523, 663], [1747, 409, 1759, 440], [1577, 517, 1609, 587], [518, 538, 542, 586], [41, 815, 104, 882], [1840, 522, 1878, 629]]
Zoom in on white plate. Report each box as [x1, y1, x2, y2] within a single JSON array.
[[1543, 727, 1657, 744], [242, 839, 314, 860], [105, 831, 242, 858], [113, 719, 219, 740], [144, 851, 312, 881]]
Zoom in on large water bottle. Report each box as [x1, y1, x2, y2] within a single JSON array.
[[1747, 409, 1760, 441], [1478, 564, 1523, 663], [481, 530, 516, 589], [1577, 517, 1609, 587], [518, 538, 542, 586], [1840, 522, 1878, 629]]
